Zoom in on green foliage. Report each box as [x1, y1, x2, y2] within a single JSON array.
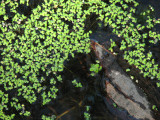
[[84, 106, 91, 120], [126, 68, 130, 72], [109, 39, 116, 52], [152, 105, 158, 111], [72, 79, 83, 88], [103, 0, 160, 84], [1, 0, 160, 119], [113, 103, 117, 108], [42, 115, 56, 120], [156, 82, 160, 87], [90, 60, 102, 76], [0, 0, 106, 119]]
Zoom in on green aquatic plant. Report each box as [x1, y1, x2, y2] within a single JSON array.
[[0, 0, 106, 119], [84, 106, 91, 120], [113, 103, 117, 108], [152, 105, 158, 111], [103, 0, 160, 85], [1, 0, 160, 119], [90, 60, 102, 76], [41, 115, 56, 120], [109, 39, 116, 52], [72, 79, 83, 88]]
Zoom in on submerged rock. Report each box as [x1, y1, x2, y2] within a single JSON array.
[[91, 40, 155, 120]]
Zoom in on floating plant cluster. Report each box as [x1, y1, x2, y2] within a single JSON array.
[[104, 0, 160, 84], [0, 0, 160, 119]]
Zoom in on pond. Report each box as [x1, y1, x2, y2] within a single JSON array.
[[1, 0, 160, 119]]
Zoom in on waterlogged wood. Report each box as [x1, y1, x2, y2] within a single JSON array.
[[105, 81, 154, 120], [91, 40, 155, 120]]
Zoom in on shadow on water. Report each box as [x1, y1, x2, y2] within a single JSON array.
[[42, 53, 117, 120]]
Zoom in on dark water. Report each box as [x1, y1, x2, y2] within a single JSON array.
[[138, 0, 160, 33]]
